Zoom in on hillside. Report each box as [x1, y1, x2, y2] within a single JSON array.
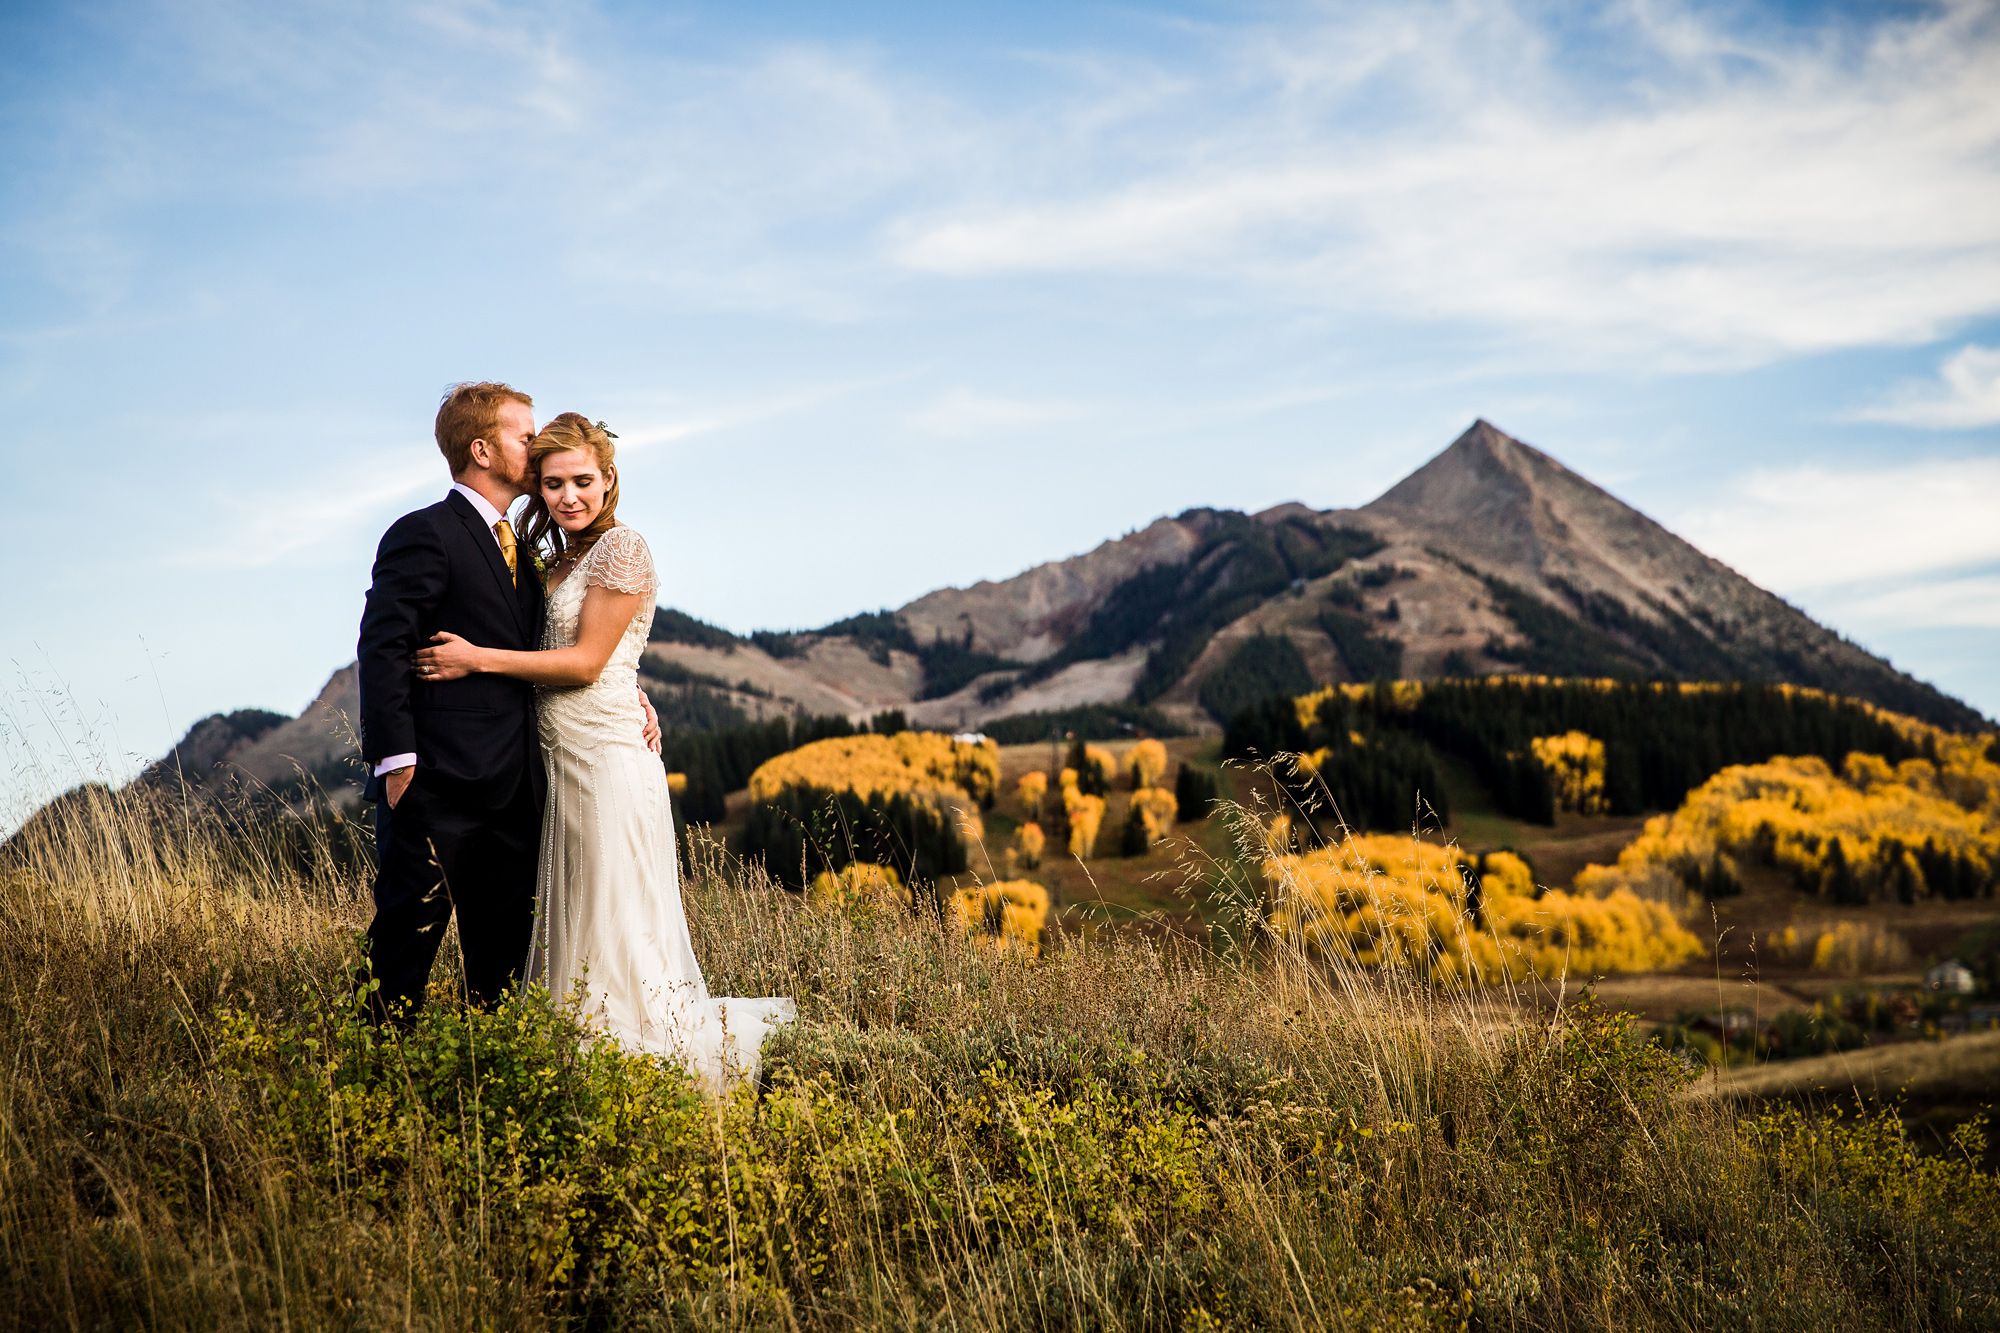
[[143, 666, 363, 795], [648, 420, 1983, 736], [149, 419, 1986, 794]]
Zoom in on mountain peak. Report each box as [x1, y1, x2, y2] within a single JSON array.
[[1361, 420, 1584, 572], [1362, 418, 1718, 610]]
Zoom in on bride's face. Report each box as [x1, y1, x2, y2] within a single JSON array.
[[538, 447, 611, 533]]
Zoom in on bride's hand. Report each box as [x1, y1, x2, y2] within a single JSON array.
[[638, 687, 661, 755], [414, 631, 484, 682]]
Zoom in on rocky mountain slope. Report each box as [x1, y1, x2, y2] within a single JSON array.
[[651, 420, 1982, 735], [144, 666, 364, 795], [154, 420, 1988, 793]]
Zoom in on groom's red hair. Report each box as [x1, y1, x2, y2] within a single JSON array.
[[435, 381, 534, 475]]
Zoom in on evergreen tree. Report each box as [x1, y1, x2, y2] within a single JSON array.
[[1174, 763, 1221, 821], [1065, 738, 1112, 796], [1823, 837, 1864, 904]]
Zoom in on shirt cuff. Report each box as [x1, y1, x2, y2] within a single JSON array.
[[373, 753, 418, 777]]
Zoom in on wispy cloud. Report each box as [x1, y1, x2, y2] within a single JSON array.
[[1836, 570, 2000, 631], [175, 458, 440, 569], [892, 1, 2000, 365], [15, 1, 2000, 363], [1675, 457, 2000, 595], [1850, 343, 2000, 429]]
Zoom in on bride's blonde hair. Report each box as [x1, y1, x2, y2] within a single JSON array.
[[522, 413, 621, 562]]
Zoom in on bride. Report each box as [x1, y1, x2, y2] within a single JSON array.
[[415, 412, 794, 1089]]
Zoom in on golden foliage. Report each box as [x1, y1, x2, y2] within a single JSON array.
[[1263, 813, 1298, 858], [1125, 739, 1169, 791], [1126, 787, 1179, 851], [1016, 771, 1047, 819], [1577, 749, 2000, 905], [746, 732, 1001, 859], [1265, 833, 1703, 982], [807, 861, 905, 916], [1769, 921, 1912, 975], [749, 731, 1000, 807], [1080, 745, 1116, 792], [1058, 768, 1106, 859], [1530, 731, 1607, 814], [1291, 735, 1371, 781], [1010, 821, 1046, 871], [666, 772, 688, 798], [1293, 681, 1424, 730], [950, 879, 1050, 959], [1066, 796, 1105, 860]]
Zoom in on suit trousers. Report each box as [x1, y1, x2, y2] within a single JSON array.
[[364, 773, 539, 1019]]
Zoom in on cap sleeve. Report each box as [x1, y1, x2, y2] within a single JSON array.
[[584, 526, 656, 598]]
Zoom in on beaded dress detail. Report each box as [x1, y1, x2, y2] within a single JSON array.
[[524, 525, 794, 1088]]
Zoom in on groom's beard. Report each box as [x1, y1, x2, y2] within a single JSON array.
[[499, 454, 533, 499]]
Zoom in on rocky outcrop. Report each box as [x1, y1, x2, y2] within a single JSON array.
[[898, 514, 1213, 661]]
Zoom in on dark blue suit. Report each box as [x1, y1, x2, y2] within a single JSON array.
[[357, 489, 544, 1015]]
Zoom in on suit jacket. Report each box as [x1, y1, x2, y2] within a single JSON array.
[[358, 489, 545, 810]]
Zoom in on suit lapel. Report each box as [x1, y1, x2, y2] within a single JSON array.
[[446, 491, 534, 644]]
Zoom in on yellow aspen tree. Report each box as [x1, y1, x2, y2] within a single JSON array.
[[1011, 821, 1045, 870], [1123, 787, 1179, 853], [1529, 731, 1607, 814], [951, 880, 1051, 959], [1125, 739, 1168, 791], [1263, 832, 1701, 981], [807, 862, 905, 916], [1065, 790, 1105, 859], [1017, 771, 1048, 820]]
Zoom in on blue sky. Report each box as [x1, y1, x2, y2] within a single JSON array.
[[4, 0, 1999, 812]]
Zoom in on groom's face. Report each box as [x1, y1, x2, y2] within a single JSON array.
[[482, 400, 537, 496]]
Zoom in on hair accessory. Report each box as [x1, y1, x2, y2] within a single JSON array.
[[595, 421, 618, 440]]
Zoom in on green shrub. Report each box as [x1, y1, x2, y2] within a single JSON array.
[[743, 784, 968, 889], [1770, 1006, 1868, 1058]]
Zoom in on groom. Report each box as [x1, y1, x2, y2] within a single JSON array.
[[356, 381, 656, 1020]]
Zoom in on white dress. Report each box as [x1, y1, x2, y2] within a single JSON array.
[[524, 525, 795, 1089]]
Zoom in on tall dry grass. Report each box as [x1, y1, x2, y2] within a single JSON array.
[[1, 773, 1996, 1330]]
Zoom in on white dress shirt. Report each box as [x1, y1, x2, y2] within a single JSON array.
[[372, 484, 518, 778]]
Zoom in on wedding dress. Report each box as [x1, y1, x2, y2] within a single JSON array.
[[524, 525, 794, 1089]]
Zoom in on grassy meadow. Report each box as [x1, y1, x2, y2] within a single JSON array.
[[4, 771, 2000, 1332]]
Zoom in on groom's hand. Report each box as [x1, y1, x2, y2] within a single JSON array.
[[638, 687, 661, 755], [385, 766, 414, 809]]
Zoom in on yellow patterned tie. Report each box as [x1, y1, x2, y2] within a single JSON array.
[[494, 519, 518, 586]]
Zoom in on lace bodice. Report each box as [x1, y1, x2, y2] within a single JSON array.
[[536, 526, 657, 753]]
